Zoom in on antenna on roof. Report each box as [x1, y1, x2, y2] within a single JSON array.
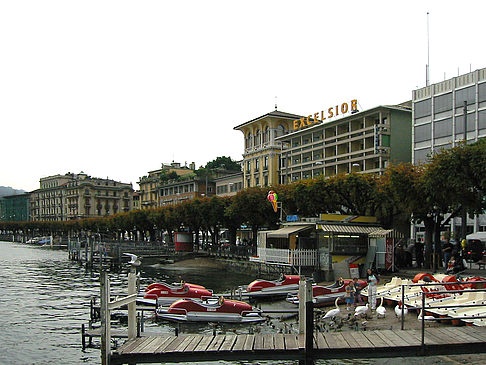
[[426, 11, 430, 87], [274, 96, 278, 111]]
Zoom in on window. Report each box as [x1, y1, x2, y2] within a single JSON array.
[[414, 99, 432, 118], [414, 124, 431, 143], [479, 83, 486, 102], [455, 86, 475, 107], [276, 124, 286, 137], [434, 93, 452, 114], [479, 110, 486, 130], [382, 134, 390, 147], [263, 126, 269, 143], [414, 148, 431, 163], [264, 156, 268, 170], [255, 158, 260, 171], [454, 114, 475, 135], [254, 129, 261, 147], [434, 118, 452, 138]]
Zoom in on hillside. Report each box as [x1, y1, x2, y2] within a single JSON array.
[[0, 186, 26, 197]]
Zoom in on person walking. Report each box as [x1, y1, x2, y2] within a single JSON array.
[[367, 268, 378, 311]]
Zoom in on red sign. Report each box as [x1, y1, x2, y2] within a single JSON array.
[[385, 237, 394, 270]]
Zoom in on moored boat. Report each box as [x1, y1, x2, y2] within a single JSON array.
[[143, 281, 213, 306], [286, 279, 367, 306], [156, 297, 266, 323], [245, 274, 301, 298]]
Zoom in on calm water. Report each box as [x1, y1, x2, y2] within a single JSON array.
[[0, 241, 304, 365], [1, 241, 462, 365]]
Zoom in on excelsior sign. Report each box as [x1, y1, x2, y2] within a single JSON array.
[[293, 99, 358, 131]]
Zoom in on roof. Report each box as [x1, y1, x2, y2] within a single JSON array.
[[368, 229, 394, 237], [233, 110, 303, 130], [266, 225, 313, 238], [318, 224, 383, 234]]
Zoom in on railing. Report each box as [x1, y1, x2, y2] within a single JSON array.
[[399, 281, 486, 352], [252, 248, 318, 267]]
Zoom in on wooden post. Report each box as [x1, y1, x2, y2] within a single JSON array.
[[127, 267, 137, 339], [401, 284, 405, 330], [298, 279, 305, 334], [299, 279, 314, 365], [305, 298, 314, 365], [85, 236, 89, 266], [100, 271, 111, 365], [89, 237, 94, 269]]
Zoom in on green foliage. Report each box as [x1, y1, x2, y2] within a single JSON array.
[[205, 156, 241, 172]]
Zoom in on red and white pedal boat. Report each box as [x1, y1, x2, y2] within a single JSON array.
[[157, 297, 266, 323], [286, 279, 367, 306], [244, 274, 301, 298], [143, 282, 213, 306]]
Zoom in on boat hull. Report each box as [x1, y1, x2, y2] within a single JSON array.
[[157, 311, 266, 323]]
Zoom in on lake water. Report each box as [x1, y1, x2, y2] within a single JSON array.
[[1, 240, 471, 365]]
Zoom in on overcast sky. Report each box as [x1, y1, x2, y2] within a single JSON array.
[[1, 1, 485, 192]]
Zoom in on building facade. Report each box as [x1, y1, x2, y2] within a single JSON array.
[[214, 172, 244, 197], [234, 110, 303, 188], [412, 67, 486, 235], [277, 104, 412, 183], [138, 162, 196, 209], [0, 193, 30, 221], [159, 174, 215, 206], [30, 172, 134, 221]]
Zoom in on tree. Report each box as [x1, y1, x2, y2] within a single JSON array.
[[205, 156, 241, 172], [229, 187, 279, 244]]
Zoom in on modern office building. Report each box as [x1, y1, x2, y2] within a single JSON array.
[[30, 172, 134, 221], [277, 104, 412, 183], [234, 110, 303, 188], [412, 67, 486, 235], [138, 162, 196, 208], [0, 193, 30, 221]]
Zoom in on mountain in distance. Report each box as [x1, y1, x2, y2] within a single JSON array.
[[0, 186, 26, 197]]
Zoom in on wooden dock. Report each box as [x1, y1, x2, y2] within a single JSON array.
[[110, 326, 486, 364]]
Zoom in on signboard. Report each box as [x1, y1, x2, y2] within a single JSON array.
[[385, 237, 394, 270], [286, 215, 298, 222], [319, 213, 377, 223], [293, 99, 358, 131]]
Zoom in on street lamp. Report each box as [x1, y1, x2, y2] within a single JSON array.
[[427, 206, 443, 273]]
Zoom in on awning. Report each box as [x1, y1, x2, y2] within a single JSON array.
[[318, 224, 383, 234], [369, 229, 394, 237], [266, 225, 313, 238]]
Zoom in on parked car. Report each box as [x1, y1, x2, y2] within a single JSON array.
[[464, 239, 485, 263]]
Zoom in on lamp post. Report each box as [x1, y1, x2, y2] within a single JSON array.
[[427, 206, 443, 273]]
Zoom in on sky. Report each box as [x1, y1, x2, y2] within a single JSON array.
[[1, 1, 485, 192]]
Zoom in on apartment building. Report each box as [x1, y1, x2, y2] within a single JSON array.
[[30, 172, 134, 221], [138, 162, 195, 208]]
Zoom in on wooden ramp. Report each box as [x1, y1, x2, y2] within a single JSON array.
[[110, 327, 486, 364]]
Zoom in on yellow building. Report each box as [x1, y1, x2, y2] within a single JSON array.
[[138, 162, 195, 208], [234, 110, 302, 188]]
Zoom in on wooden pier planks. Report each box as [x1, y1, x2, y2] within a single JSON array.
[[111, 327, 486, 364]]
